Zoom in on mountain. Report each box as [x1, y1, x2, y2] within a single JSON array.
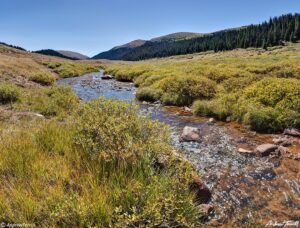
[[93, 13, 300, 61], [92, 39, 146, 60], [92, 32, 204, 60], [34, 49, 89, 60], [56, 50, 89, 60]]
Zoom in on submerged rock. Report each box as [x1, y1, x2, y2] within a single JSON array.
[[180, 126, 201, 142], [248, 168, 276, 180], [283, 128, 300, 137], [184, 106, 192, 112], [226, 116, 231, 122], [273, 136, 292, 147], [255, 144, 278, 156], [101, 75, 114, 80], [189, 176, 211, 204], [208, 118, 216, 124]]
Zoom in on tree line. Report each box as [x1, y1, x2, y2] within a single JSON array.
[[122, 13, 300, 61]]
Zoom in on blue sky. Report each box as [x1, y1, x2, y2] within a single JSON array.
[[1, 0, 299, 56]]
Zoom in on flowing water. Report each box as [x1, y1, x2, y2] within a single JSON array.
[[58, 70, 300, 226]]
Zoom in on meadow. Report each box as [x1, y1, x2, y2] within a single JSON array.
[[103, 44, 300, 132], [0, 44, 202, 226]]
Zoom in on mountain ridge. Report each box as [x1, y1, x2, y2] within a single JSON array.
[[92, 32, 204, 60]]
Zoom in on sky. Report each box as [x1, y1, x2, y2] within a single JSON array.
[[1, 0, 299, 57]]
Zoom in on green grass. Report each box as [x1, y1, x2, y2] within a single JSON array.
[[0, 98, 202, 227], [103, 44, 300, 132], [13, 85, 80, 118]]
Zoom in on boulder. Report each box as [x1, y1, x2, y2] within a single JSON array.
[[284, 128, 300, 137], [226, 116, 231, 122], [189, 176, 211, 204], [255, 144, 278, 156], [238, 148, 255, 156], [180, 126, 201, 142]]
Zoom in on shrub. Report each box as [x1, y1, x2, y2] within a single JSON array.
[[0, 110, 202, 226], [15, 85, 79, 117], [158, 76, 216, 106], [136, 87, 162, 102], [242, 77, 300, 111], [44, 86, 79, 116], [192, 97, 233, 120], [243, 106, 281, 132], [0, 82, 20, 104], [30, 72, 56, 85], [44, 61, 100, 78], [75, 98, 170, 157]]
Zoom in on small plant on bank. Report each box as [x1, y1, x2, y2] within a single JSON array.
[[0, 82, 20, 104], [30, 72, 56, 86]]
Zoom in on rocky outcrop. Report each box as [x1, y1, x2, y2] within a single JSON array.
[[255, 144, 278, 156], [180, 126, 201, 142]]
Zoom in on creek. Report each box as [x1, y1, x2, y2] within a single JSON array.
[[58, 70, 300, 225]]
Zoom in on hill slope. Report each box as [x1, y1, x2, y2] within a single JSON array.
[[94, 13, 300, 61], [34, 49, 89, 60], [92, 39, 146, 60], [92, 32, 204, 60]]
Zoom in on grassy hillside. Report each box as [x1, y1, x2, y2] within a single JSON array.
[[0, 45, 203, 226], [34, 49, 89, 60], [103, 43, 300, 133], [92, 32, 205, 60]]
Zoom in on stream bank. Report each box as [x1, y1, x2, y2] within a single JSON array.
[[58, 70, 300, 226]]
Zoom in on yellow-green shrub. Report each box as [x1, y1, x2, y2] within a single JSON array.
[[15, 85, 79, 117], [136, 87, 162, 102], [44, 61, 100, 78], [30, 72, 56, 86], [0, 98, 202, 226], [157, 76, 216, 106], [0, 82, 20, 104]]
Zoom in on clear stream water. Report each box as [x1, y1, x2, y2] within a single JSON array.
[[58, 70, 300, 226]]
